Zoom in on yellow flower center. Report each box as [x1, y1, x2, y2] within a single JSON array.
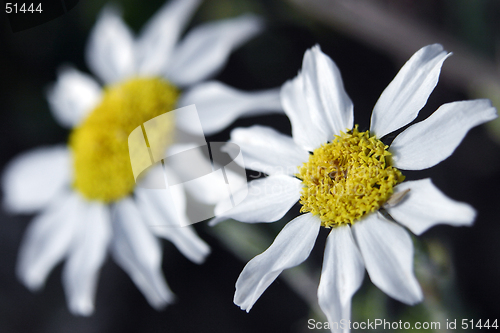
[[297, 126, 404, 228], [69, 77, 179, 202]]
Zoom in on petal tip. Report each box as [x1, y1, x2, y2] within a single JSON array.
[[18, 269, 45, 292], [69, 300, 95, 317], [208, 216, 224, 226]]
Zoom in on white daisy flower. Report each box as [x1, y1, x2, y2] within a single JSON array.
[[2, 0, 281, 316], [211, 44, 497, 332]]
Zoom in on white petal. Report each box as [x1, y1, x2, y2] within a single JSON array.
[[167, 14, 263, 87], [165, 144, 217, 204], [136, 0, 201, 75], [176, 81, 283, 135], [184, 166, 247, 207], [370, 44, 450, 138], [318, 225, 364, 333], [390, 99, 497, 170], [226, 125, 309, 176], [234, 213, 321, 312], [16, 191, 82, 291], [46, 67, 102, 128], [135, 186, 210, 264], [166, 144, 247, 205], [86, 6, 135, 84], [386, 179, 476, 235], [281, 73, 328, 151], [210, 175, 302, 226], [352, 214, 423, 305], [2, 146, 71, 214], [62, 202, 111, 316], [301, 45, 354, 138], [111, 198, 175, 309], [137, 164, 186, 209]]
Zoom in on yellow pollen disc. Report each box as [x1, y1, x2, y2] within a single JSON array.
[[297, 126, 405, 228], [69, 77, 179, 202]]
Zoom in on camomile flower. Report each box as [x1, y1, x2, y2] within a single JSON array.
[[2, 0, 281, 316], [210, 44, 497, 332]]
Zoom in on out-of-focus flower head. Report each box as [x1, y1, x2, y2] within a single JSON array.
[[2, 0, 283, 316]]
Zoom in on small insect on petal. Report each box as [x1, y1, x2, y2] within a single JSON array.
[[384, 188, 410, 207]]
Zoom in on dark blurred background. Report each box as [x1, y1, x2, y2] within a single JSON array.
[[1, 0, 500, 332]]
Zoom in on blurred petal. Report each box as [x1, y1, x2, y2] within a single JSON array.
[[226, 125, 309, 176], [166, 144, 247, 205], [111, 198, 175, 308], [301, 45, 354, 138], [210, 175, 301, 226], [46, 66, 101, 128], [136, 0, 201, 75], [234, 213, 321, 312], [136, 184, 210, 264], [177, 81, 283, 135], [16, 191, 81, 291], [281, 73, 328, 151], [2, 146, 71, 214], [370, 44, 450, 138], [352, 214, 423, 305], [86, 6, 135, 84], [62, 202, 111, 316], [318, 225, 364, 333], [386, 179, 476, 235], [183, 167, 247, 206], [167, 14, 263, 86], [390, 99, 497, 170]]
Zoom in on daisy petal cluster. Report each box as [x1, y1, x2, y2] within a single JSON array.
[[211, 44, 497, 331], [2, 0, 282, 316]]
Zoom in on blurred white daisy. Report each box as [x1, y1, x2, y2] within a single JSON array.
[[211, 44, 497, 332], [2, 0, 281, 316]]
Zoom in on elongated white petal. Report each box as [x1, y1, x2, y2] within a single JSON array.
[[225, 125, 309, 176], [352, 214, 423, 305], [136, 187, 210, 264], [386, 179, 476, 235], [16, 191, 81, 291], [318, 225, 364, 333], [234, 213, 321, 312], [136, 0, 201, 75], [167, 14, 263, 87], [166, 144, 247, 205], [301, 45, 354, 138], [177, 81, 283, 135], [391, 99, 497, 170], [111, 198, 175, 308], [210, 175, 301, 226], [281, 73, 329, 151], [3, 146, 71, 214], [370, 44, 450, 138], [62, 203, 111, 316], [165, 144, 220, 204], [185, 166, 247, 207], [46, 67, 101, 128], [86, 6, 135, 84]]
